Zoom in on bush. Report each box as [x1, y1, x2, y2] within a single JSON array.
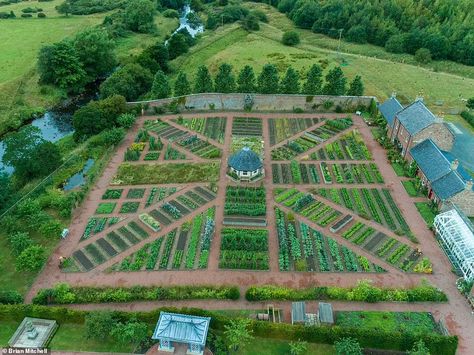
[[117, 113, 136, 129], [415, 48, 432, 63], [33, 284, 241, 304], [0, 290, 23, 304], [245, 280, 447, 303], [162, 8, 179, 18], [8, 231, 33, 256], [16, 245, 47, 272], [37, 12, 46, 17], [20, 13, 32, 17], [282, 31, 300, 46]]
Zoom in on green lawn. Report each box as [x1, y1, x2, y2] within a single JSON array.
[[172, 4, 473, 113], [402, 180, 423, 197], [335, 311, 439, 335], [238, 337, 335, 355], [415, 202, 437, 226], [0, 321, 134, 353], [391, 163, 406, 177]]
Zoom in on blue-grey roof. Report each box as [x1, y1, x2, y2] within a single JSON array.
[[410, 139, 451, 181], [396, 100, 436, 135], [228, 147, 262, 171], [152, 312, 210, 346], [431, 171, 466, 200], [378, 97, 403, 127], [441, 150, 474, 185]]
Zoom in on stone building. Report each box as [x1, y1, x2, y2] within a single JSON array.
[[379, 98, 454, 157], [227, 147, 264, 182], [408, 139, 474, 216]]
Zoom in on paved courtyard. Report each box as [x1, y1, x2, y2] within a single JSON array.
[[27, 112, 474, 354]]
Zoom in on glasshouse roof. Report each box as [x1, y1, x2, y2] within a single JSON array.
[[152, 312, 211, 346], [228, 146, 262, 172]]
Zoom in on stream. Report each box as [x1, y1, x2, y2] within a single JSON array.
[[0, 5, 203, 176]]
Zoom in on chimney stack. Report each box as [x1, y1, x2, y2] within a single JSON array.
[[415, 96, 424, 102], [391, 92, 397, 98], [466, 179, 473, 191], [451, 159, 459, 171]]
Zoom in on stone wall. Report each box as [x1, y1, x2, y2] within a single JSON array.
[[128, 93, 376, 113], [413, 123, 455, 152]]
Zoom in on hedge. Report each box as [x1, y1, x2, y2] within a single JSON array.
[[0, 305, 457, 355], [32, 284, 240, 305], [245, 280, 447, 303]]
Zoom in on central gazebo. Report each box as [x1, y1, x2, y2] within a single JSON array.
[[152, 312, 211, 355], [227, 146, 264, 182]]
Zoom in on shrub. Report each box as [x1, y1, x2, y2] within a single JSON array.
[[85, 311, 117, 340], [162, 9, 179, 18], [37, 12, 46, 17], [0, 290, 23, 304], [16, 245, 47, 272], [33, 284, 241, 304], [282, 31, 300, 46], [415, 48, 432, 63], [20, 13, 32, 17], [8, 231, 33, 256], [117, 113, 136, 129]]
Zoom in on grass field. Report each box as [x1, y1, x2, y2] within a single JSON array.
[[172, 4, 473, 113], [239, 337, 335, 355], [415, 202, 437, 227], [0, 10, 177, 137], [402, 180, 423, 197]]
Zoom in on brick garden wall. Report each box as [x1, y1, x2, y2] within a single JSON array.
[[128, 93, 376, 113]]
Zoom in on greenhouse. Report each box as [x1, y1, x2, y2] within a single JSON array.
[[434, 206, 474, 281]]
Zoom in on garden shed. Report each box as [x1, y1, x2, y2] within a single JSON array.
[[318, 303, 334, 325], [434, 206, 474, 281], [291, 301, 306, 324], [227, 147, 263, 182], [152, 312, 211, 355]]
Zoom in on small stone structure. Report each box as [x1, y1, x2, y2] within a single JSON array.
[[8, 317, 58, 348], [152, 312, 211, 355], [227, 147, 264, 182]]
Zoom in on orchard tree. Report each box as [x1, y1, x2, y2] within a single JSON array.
[[38, 40, 87, 93], [174, 72, 191, 96], [85, 311, 116, 340], [323, 66, 346, 95], [224, 318, 253, 352], [111, 321, 148, 346], [334, 338, 362, 355], [16, 245, 47, 272], [302, 64, 323, 95], [257, 63, 279, 94], [214, 63, 236, 93], [123, 0, 156, 33], [99, 63, 153, 101], [347, 75, 364, 96], [237, 65, 256, 93], [150, 70, 171, 98], [280, 66, 300, 94], [73, 28, 117, 81], [194, 66, 213, 93]]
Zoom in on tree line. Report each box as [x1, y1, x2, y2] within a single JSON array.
[[147, 63, 364, 99], [266, 0, 473, 66]]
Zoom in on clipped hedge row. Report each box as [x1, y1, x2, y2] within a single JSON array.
[[245, 280, 447, 303], [0, 305, 457, 355], [32, 284, 240, 305]]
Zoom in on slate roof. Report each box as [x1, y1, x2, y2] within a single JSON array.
[[431, 171, 466, 200], [291, 302, 306, 323], [378, 97, 403, 127], [410, 139, 451, 181], [318, 303, 334, 324], [228, 146, 262, 172], [410, 139, 471, 200], [396, 100, 437, 135], [152, 312, 210, 346]]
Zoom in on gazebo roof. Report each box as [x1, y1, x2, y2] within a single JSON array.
[[228, 147, 262, 172], [152, 312, 210, 346]]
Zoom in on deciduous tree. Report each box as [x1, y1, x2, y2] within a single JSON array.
[[224, 318, 253, 352], [123, 0, 156, 33]]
